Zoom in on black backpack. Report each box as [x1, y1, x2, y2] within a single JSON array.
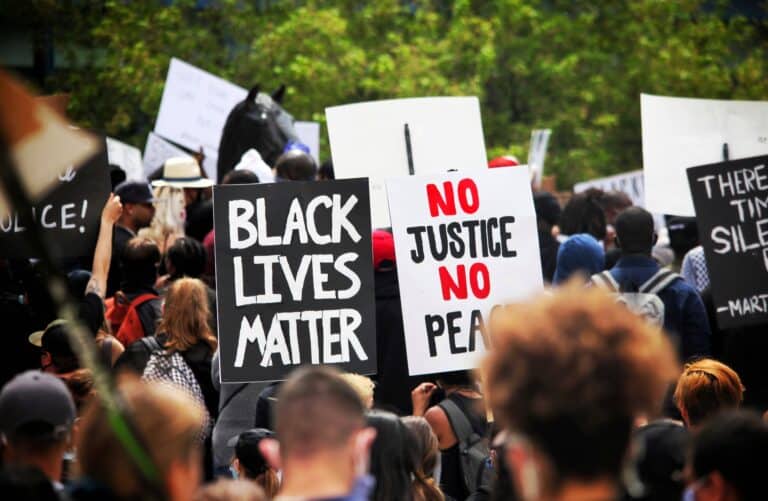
[[439, 399, 494, 500]]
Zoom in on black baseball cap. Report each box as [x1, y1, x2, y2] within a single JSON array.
[[28, 320, 75, 359], [115, 181, 154, 204], [0, 371, 76, 439], [227, 428, 274, 475]]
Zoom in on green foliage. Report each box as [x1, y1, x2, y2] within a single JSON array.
[[21, 0, 768, 188]]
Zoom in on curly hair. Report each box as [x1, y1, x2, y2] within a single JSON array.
[[673, 358, 744, 427], [483, 284, 677, 484]]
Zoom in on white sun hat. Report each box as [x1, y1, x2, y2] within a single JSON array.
[[152, 156, 214, 188]]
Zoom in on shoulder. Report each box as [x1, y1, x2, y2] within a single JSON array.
[[424, 405, 451, 433]]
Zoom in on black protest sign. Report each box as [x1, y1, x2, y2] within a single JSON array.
[[687, 155, 768, 329], [213, 179, 377, 382], [0, 137, 111, 260]]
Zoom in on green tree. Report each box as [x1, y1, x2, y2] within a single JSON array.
[[8, 0, 766, 189]]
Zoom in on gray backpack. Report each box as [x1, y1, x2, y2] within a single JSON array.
[[438, 399, 494, 500], [590, 269, 680, 326]]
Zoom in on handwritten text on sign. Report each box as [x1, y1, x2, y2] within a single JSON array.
[[687, 155, 768, 329], [213, 180, 376, 382], [387, 168, 543, 376]]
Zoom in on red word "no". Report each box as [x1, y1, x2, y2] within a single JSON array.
[[426, 178, 479, 217]]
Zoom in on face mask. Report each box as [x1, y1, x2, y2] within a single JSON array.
[[229, 465, 239, 479]]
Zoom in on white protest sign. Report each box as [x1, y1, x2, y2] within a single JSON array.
[[574, 170, 645, 207], [295, 121, 320, 163], [528, 129, 551, 188], [641, 93, 768, 216], [327, 97, 488, 228], [387, 168, 543, 375], [106, 137, 144, 181], [143, 132, 190, 178], [154, 58, 247, 155]]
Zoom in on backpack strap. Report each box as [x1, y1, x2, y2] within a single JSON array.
[[639, 269, 681, 295], [439, 399, 475, 443], [140, 335, 163, 353], [590, 271, 620, 292], [130, 292, 159, 310]]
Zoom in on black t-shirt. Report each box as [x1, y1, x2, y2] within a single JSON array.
[[78, 292, 104, 336]]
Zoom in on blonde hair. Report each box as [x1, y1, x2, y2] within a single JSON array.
[[674, 358, 744, 426], [138, 185, 186, 253], [77, 378, 205, 498], [158, 278, 217, 353], [339, 372, 375, 409]]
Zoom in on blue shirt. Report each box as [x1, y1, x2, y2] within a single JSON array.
[[609, 255, 711, 360]]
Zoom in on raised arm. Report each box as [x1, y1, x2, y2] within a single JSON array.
[[86, 193, 122, 298]]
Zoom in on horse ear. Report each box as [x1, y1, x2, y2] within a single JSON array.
[[271, 84, 286, 104], [246, 85, 260, 102]]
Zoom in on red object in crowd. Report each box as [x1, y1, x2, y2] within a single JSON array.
[[372, 230, 396, 270], [488, 155, 520, 168]]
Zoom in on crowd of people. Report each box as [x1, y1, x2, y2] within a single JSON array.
[[0, 145, 766, 501]]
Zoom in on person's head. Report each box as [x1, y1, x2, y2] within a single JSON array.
[[115, 181, 156, 232], [0, 371, 76, 481], [534, 191, 562, 234], [340, 373, 375, 409], [317, 160, 335, 181], [598, 191, 633, 227], [193, 479, 266, 501], [552, 233, 605, 284], [372, 229, 396, 271], [625, 421, 688, 501], [222, 169, 260, 185], [435, 369, 474, 390], [687, 410, 768, 501], [559, 189, 607, 240], [158, 278, 217, 354], [29, 320, 79, 374], [120, 237, 161, 289], [484, 285, 677, 500], [229, 428, 279, 497], [615, 207, 657, 256], [274, 149, 316, 181], [401, 416, 440, 479], [58, 368, 96, 414], [665, 216, 699, 262], [78, 378, 206, 501], [673, 359, 744, 428], [166, 237, 207, 280], [367, 411, 414, 501], [262, 366, 376, 494]]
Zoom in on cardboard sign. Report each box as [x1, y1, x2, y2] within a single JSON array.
[[142, 132, 217, 181], [213, 179, 377, 382], [0, 138, 111, 260], [642, 94, 768, 216], [155, 58, 246, 154], [574, 170, 645, 207], [0, 72, 99, 219], [106, 137, 144, 181], [295, 121, 320, 163], [326, 97, 488, 228], [387, 168, 543, 375], [687, 155, 768, 329], [528, 129, 551, 189]]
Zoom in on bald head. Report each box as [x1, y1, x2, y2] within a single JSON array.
[[615, 207, 655, 255]]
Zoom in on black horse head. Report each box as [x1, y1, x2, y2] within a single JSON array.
[[216, 85, 298, 183]]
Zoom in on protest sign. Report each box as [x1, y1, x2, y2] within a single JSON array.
[[326, 97, 488, 228], [528, 129, 551, 189], [642, 94, 768, 216], [0, 72, 99, 219], [213, 179, 377, 382], [687, 155, 768, 329], [143, 132, 190, 178], [0, 137, 110, 260], [387, 168, 543, 375], [106, 137, 144, 181], [574, 170, 645, 207], [154, 58, 246, 154], [295, 121, 320, 163]]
